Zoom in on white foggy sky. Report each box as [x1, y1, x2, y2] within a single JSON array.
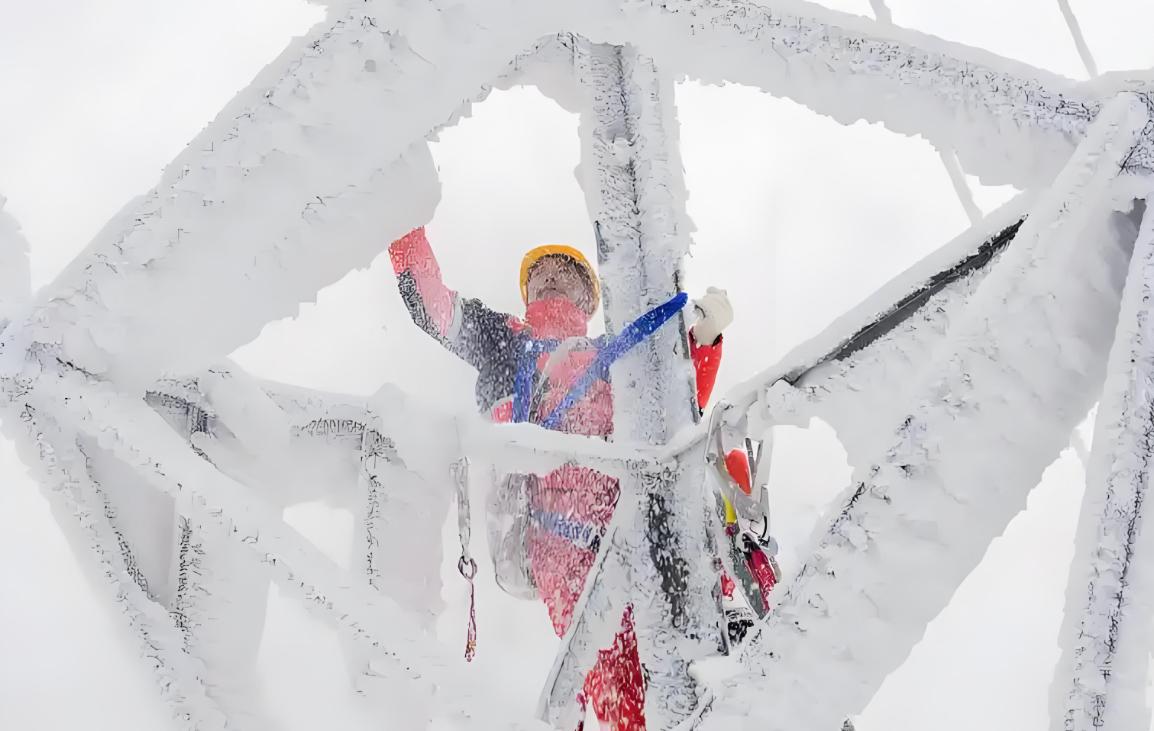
[[1, 1, 1153, 730]]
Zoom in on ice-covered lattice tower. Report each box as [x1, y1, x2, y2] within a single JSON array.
[[4, 1, 1154, 730]]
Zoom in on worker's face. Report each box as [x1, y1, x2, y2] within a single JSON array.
[[527, 256, 596, 316]]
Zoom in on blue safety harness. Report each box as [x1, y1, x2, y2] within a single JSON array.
[[511, 292, 689, 431]]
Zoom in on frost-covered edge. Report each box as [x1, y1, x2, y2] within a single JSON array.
[[34, 369, 548, 730], [698, 93, 1149, 731], [575, 0, 1111, 187], [5, 405, 229, 731], [2, 0, 550, 393], [1053, 190, 1154, 731]]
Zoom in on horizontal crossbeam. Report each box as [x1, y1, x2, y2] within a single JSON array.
[[572, 0, 1154, 186]]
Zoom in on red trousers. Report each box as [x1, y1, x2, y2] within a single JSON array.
[[578, 606, 646, 730], [528, 467, 646, 730]]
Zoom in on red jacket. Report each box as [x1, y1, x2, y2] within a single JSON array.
[[389, 227, 723, 416], [390, 227, 724, 634]]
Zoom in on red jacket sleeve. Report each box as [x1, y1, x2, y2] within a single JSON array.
[[690, 329, 723, 409], [389, 227, 458, 339], [388, 228, 519, 386]]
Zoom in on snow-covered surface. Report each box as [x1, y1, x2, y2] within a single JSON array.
[[700, 93, 1150, 731], [726, 193, 1030, 468], [1053, 194, 1154, 731], [10, 0, 1153, 401], [2, 403, 230, 730], [6, 1, 1154, 729], [31, 370, 547, 730], [574, 0, 1105, 189], [0, 434, 174, 731], [537, 39, 724, 729], [3, 0, 552, 392], [146, 372, 468, 722], [721, 191, 1033, 431]]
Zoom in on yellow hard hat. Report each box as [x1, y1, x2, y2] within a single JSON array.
[[519, 244, 600, 306]]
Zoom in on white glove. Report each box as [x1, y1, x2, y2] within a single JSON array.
[[692, 286, 733, 345]]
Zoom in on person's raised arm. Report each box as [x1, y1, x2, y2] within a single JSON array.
[[388, 227, 517, 373], [389, 227, 459, 344]]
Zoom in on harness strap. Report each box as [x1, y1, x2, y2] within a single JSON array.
[[513, 292, 688, 430], [512, 339, 559, 423], [540, 292, 688, 430], [533, 337, 599, 412]]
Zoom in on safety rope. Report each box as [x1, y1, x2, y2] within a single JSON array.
[[451, 457, 478, 662]]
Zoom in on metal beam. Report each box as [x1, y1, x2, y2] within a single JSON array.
[[1056, 0, 1099, 78], [700, 93, 1150, 731], [583, 41, 723, 730], [10, 405, 229, 731], [1, 0, 545, 392], [573, 0, 1132, 187], [537, 40, 725, 730], [1053, 200, 1154, 731], [36, 368, 530, 729]]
